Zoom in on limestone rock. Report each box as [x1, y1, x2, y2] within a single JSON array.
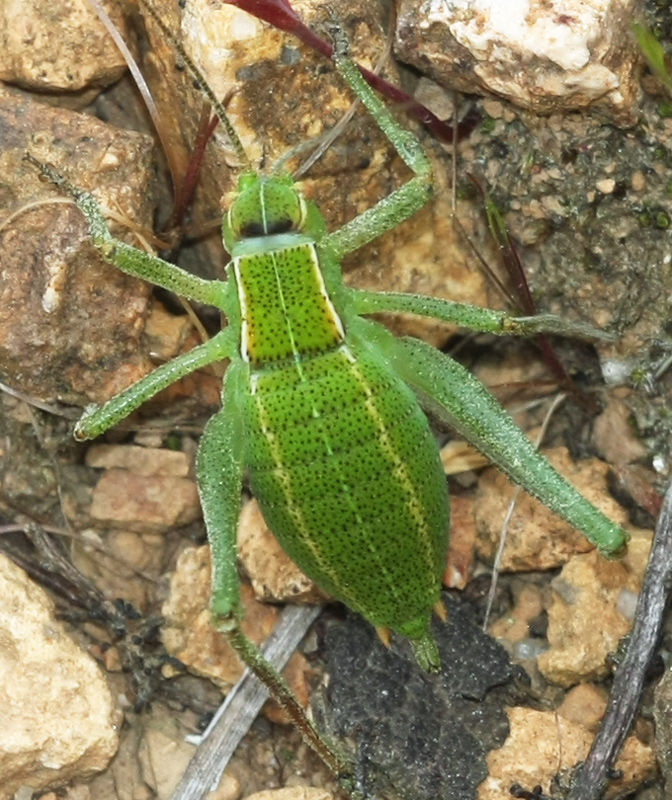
[[244, 789, 334, 800], [396, 0, 642, 125], [89, 469, 200, 533], [0, 0, 129, 94], [488, 583, 544, 648], [161, 546, 279, 691], [237, 500, 326, 604], [592, 395, 649, 467], [0, 555, 119, 797], [475, 446, 628, 571], [557, 683, 609, 732], [136, 705, 196, 800], [86, 444, 192, 477], [478, 706, 656, 799], [205, 772, 241, 800], [537, 529, 651, 687]]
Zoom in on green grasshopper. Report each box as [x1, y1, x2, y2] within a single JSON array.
[[27, 3, 628, 783]]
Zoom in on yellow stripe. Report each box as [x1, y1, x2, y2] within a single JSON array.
[[253, 343, 435, 621], [252, 356, 361, 610], [343, 345, 437, 608], [234, 243, 344, 365]]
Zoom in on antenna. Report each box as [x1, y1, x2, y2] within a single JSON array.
[[137, 0, 252, 171]]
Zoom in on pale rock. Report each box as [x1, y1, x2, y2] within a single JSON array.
[[137, 705, 195, 800], [107, 530, 155, 572], [596, 177, 616, 194], [443, 495, 477, 589], [440, 440, 489, 474], [40, 788, 91, 800], [396, 0, 642, 125], [206, 771, 241, 800], [0, 0, 129, 93], [133, 431, 170, 450], [478, 706, 656, 799], [481, 98, 506, 119], [161, 546, 279, 690], [557, 683, 608, 732], [414, 76, 456, 120], [488, 583, 544, 645], [89, 469, 200, 533], [143, 303, 194, 363], [0, 90, 156, 405], [243, 789, 334, 800], [474, 446, 628, 571], [592, 395, 648, 467], [0, 555, 119, 797], [488, 582, 548, 679], [70, 527, 160, 612], [88, 723, 147, 800], [237, 500, 326, 604], [102, 646, 124, 673], [86, 444, 192, 477], [537, 529, 651, 687]]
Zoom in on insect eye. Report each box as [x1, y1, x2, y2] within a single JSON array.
[[239, 218, 295, 238], [238, 221, 265, 238], [267, 218, 296, 235], [228, 175, 306, 241]]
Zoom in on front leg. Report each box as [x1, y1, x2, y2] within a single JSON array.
[[76, 329, 235, 439], [322, 27, 433, 259], [25, 154, 227, 310]]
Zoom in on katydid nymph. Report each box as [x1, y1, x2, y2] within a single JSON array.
[[27, 1, 628, 783]]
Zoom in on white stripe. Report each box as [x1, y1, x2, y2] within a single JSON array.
[[259, 181, 268, 233], [305, 244, 345, 339], [232, 256, 250, 364], [346, 350, 437, 595], [234, 243, 345, 366], [252, 365, 361, 610]]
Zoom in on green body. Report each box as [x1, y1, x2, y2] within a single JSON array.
[[238, 241, 448, 642], [228, 180, 448, 660]]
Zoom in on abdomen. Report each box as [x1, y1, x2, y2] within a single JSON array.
[[243, 341, 448, 639]]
